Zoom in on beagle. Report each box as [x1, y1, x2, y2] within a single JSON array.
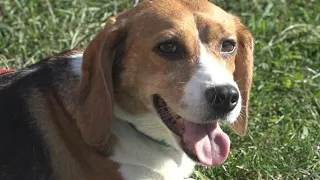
[[0, 0, 254, 179]]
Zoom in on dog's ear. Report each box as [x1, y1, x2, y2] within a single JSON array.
[[75, 17, 126, 146], [230, 21, 254, 136]]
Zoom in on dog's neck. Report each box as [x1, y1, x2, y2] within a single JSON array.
[[110, 117, 196, 179]]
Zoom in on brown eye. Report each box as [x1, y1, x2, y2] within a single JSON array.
[[221, 40, 236, 54], [155, 40, 184, 60], [159, 43, 177, 53]]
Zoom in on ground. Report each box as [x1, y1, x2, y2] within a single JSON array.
[[0, 0, 319, 179]]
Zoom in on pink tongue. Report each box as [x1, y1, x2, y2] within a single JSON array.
[[183, 121, 230, 166]]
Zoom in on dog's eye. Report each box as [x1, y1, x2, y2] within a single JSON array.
[[159, 43, 177, 53], [155, 41, 184, 59], [221, 40, 236, 54]]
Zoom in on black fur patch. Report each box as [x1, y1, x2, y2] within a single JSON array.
[[0, 56, 78, 180]]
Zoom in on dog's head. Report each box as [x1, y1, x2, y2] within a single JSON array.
[[75, 0, 254, 167]]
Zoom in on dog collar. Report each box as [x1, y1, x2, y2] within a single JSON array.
[[129, 123, 173, 148]]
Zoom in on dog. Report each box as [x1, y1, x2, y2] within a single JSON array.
[[0, 0, 254, 179]]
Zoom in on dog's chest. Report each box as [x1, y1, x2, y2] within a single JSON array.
[[109, 120, 195, 180]]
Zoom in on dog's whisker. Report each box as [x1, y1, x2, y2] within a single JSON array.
[[177, 81, 187, 84], [159, 113, 181, 121], [235, 78, 247, 83], [155, 105, 171, 112]]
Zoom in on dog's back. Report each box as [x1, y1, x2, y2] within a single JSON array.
[[0, 68, 51, 179], [0, 57, 76, 180]]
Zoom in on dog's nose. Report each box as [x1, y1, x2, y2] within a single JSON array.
[[205, 85, 239, 113]]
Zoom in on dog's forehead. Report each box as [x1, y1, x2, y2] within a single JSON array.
[[136, 0, 221, 13], [123, 0, 236, 39], [133, 0, 230, 20]]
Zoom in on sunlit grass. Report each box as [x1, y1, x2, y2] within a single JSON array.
[[1, 0, 319, 179]]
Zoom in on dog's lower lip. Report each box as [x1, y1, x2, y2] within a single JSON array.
[[153, 94, 185, 137], [153, 94, 199, 162]]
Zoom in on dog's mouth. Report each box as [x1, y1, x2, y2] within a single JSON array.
[[153, 94, 230, 166]]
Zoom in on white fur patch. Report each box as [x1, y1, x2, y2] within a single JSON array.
[[180, 43, 241, 124], [114, 105, 180, 149]]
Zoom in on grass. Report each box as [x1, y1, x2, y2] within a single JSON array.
[[1, 0, 319, 179]]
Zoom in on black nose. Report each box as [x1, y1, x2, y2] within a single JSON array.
[[205, 85, 239, 113]]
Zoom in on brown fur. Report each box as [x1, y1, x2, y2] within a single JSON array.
[[25, 90, 122, 179], [230, 21, 254, 135], [75, 17, 126, 146], [3, 0, 253, 179]]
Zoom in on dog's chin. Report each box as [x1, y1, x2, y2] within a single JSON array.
[[152, 94, 231, 167]]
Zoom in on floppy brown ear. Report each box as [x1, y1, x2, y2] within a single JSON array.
[[230, 22, 254, 136], [75, 17, 126, 146]]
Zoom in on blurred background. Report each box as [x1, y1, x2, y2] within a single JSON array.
[[0, 0, 319, 179]]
